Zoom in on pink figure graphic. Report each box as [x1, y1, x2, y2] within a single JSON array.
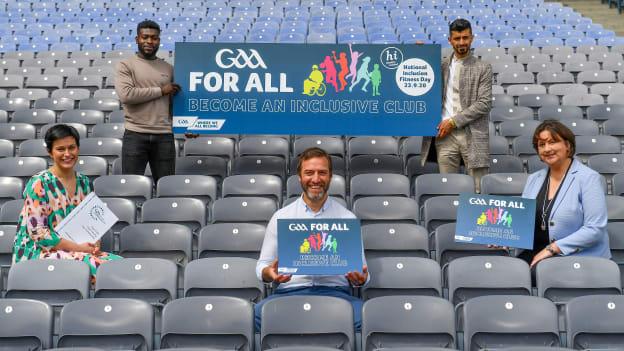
[[319, 55, 339, 92], [308, 234, 318, 251], [486, 208, 495, 225], [345, 43, 363, 85], [332, 51, 349, 91], [321, 232, 328, 248]]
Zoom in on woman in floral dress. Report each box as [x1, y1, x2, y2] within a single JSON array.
[[12, 124, 121, 278]]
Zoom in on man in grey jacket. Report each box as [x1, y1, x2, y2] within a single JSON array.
[[421, 18, 492, 192]]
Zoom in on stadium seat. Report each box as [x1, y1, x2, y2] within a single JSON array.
[[363, 257, 442, 300], [100, 197, 136, 252], [157, 175, 218, 206], [538, 105, 584, 121], [78, 98, 120, 112], [0, 156, 46, 183], [6, 260, 90, 306], [184, 257, 264, 302], [57, 298, 154, 350], [607, 195, 624, 222], [0, 199, 23, 225], [350, 173, 410, 204], [0, 298, 53, 349], [463, 295, 560, 351], [93, 175, 153, 207], [142, 197, 206, 234], [536, 257, 622, 306], [198, 222, 265, 259], [176, 156, 229, 181], [489, 155, 525, 173], [560, 119, 600, 136], [434, 222, 509, 267], [91, 123, 124, 138], [348, 136, 402, 175], [160, 296, 255, 350], [565, 294, 624, 349], [480, 173, 529, 196], [414, 174, 474, 210], [212, 197, 277, 225], [498, 120, 541, 140], [94, 257, 178, 306], [33, 97, 75, 112], [9, 88, 49, 101], [119, 223, 192, 267], [260, 296, 355, 351], [361, 296, 456, 350], [183, 137, 235, 163], [222, 174, 283, 206], [587, 104, 624, 122], [490, 106, 534, 122], [17, 139, 48, 159], [575, 135, 621, 162], [0, 139, 13, 157], [517, 94, 559, 109], [447, 256, 531, 306], [352, 196, 419, 224], [0, 177, 22, 205], [51, 88, 90, 101], [361, 222, 428, 259], [549, 85, 589, 98], [74, 156, 108, 183]]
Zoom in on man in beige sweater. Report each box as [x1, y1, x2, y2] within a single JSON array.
[[114, 20, 181, 184]]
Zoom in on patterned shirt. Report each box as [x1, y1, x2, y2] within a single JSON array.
[[13, 170, 91, 263]]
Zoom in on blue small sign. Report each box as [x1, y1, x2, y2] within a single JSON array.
[[455, 193, 536, 249], [277, 218, 363, 275]]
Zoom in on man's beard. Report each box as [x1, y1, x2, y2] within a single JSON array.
[[305, 188, 326, 201], [139, 46, 158, 58]]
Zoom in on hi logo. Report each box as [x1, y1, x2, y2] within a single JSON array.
[[215, 48, 267, 69], [477, 207, 512, 228], [300, 232, 338, 254]]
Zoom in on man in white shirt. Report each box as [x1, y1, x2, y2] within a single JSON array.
[[421, 18, 493, 192], [255, 147, 369, 331]]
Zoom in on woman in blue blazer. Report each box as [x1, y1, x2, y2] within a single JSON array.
[[520, 120, 610, 268]]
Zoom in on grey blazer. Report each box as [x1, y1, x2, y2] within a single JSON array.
[[421, 53, 493, 170]]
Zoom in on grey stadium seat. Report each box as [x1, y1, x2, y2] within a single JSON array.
[[423, 197, 460, 234], [0, 98, 30, 112], [362, 222, 429, 259], [607, 195, 624, 222], [490, 135, 509, 155], [448, 256, 531, 306], [119, 223, 192, 267], [538, 105, 584, 120], [497, 71, 535, 86], [184, 257, 264, 302], [160, 296, 254, 350], [414, 174, 474, 210], [6, 260, 90, 306], [157, 175, 218, 206], [536, 256, 622, 305], [0, 139, 13, 157], [65, 75, 103, 91], [57, 298, 153, 350], [517, 94, 559, 109], [463, 295, 560, 351], [0, 176, 23, 204], [548, 83, 588, 96], [74, 156, 108, 181], [434, 222, 509, 267], [352, 196, 419, 225], [211, 197, 277, 225], [561, 93, 605, 108], [577, 70, 617, 84], [537, 71, 575, 85], [222, 174, 283, 205], [527, 62, 564, 74], [507, 84, 546, 96], [489, 106, 534, 122], [9, 88, 49, 101], [142, 197, 206, 233], [16, 139, 48, 158], [350, 173, 410, 203], [0, 157, 46, 181], [362, 296, 456, 351], [587, 104, 624, 122], [564, 61, 601, 73], [0, 299, 53, 349], [79, 138, 122, 163], [489, 155, 524, 173], [183, 137, 235, 163], [51, 88, 90, 101], [78, 98, 120, 112], [0, 199, 24, 224], [491, 94, 514, 108], [293, 136, 345, 160], [565, 295, 624, 350], [33, 97, 75, 111], [93, 175, 153, 206], [176, 156, 228, 181], [198, 223, 265, 259], [94, 257, 178, 306], [498, 120, 540, 139], [590, 83, 624, 96], [24, 75, 63, 90], [100, 197, 136, 252], [0, 75, 23, 89], [91, 123, 124, 138], [363, 257, 442, 300], [260, 296, 355, 351], [575, 135, 621, 161], [607, 92, 624, 104], [480, 173, 529, 196], [560, 119, 600, 136]]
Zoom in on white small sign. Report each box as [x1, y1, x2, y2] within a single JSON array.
[[54, 192, 119, 244]]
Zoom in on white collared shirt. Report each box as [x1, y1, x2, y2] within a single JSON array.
[[442, 54, 465, 121], [255, 196, 368, 289]]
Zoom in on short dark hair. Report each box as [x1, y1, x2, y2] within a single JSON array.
[[44, 124, 80, 152], [137, 20, 161, 35], [532, 120, 576, 157], [297, 147, 332, 175], [449, 18, 472, 35]]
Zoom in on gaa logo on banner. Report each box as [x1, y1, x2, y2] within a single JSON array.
[[215, 49, 267, 69]]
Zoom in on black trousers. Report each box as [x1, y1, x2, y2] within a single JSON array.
[[121, 130, 176, 185]]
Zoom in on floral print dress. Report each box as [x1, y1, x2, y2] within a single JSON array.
[[12, 169, 121, 277]]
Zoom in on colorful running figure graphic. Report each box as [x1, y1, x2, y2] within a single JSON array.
[[322, 234, 333, 251], [319, 55, 339, 93], [349, 56, 371, 92], [345, 43, 363, 85], [331, 237, 338, 254], [370, 63, 381, 96], [308, 233, 318, 251], [302, 64, 326, 96], [332, 50, 349, 91]]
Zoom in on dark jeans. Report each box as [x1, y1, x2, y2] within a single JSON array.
[[122, 130, 175, 184]]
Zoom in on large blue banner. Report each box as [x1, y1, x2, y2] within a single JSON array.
[[455, 193, 537, 250], [173, 43, 441, 135], [277, 218, 363, 275]]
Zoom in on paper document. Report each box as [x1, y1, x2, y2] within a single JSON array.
[[54, 192, 119, 244]]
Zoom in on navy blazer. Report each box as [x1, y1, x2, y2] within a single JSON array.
[[521, 158, 611, 258]]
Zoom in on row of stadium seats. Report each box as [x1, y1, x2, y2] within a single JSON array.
[[2, 293, 623, 350]]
